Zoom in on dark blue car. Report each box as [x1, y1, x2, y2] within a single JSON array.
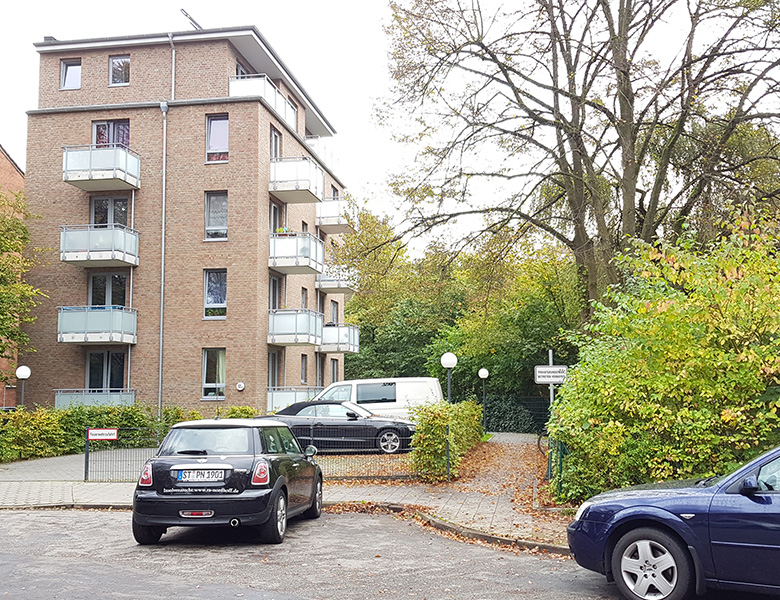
[[567, 444, 780, 600]]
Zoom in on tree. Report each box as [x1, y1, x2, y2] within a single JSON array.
[[549, 213, 780, 500], [386, 0, 780, 303], [0, 190, 44, 381]]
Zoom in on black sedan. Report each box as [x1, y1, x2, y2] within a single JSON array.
[[132, 418, 322, 545], [262, 400, 415, 454]]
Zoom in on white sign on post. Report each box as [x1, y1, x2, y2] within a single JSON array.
[[534, 365, 568, 385], [88, 428, 119, 441]]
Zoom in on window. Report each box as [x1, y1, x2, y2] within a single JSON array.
[[202, 348, 226, 399], [277, 427, 302, 454], [316, 353, 325, 387], [109, 55, 130, 85], [205, 192, 228, 240], [90, 273, 127, 306], [301, 354, 308, 384], [206, 115, 229, 162], [93, 120, 130, 148], [270, 202, 282, 232], [92, 197, 128, 226], [330, 358, 339, 384], [269, 276, 281, 310], [758, 456, 780, 492], [61, 59, 81, 89], [330, 300, 339, 324], [270, 126, 282, 159], [318, 292, 325, 314], [204, 269, 227, 318], [320, 384, 350, 402], [301, 288, 308, 309], [236, 61, 249, 79], [331, 185, 339, 201], [356, 382, 397, 405], [87, 351, 125, 390], [268, 350, 280, 387], [301, 221, 308, 233]]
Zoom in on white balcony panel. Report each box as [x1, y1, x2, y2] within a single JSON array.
[[55, 389, 135, 409], [269, 157, 324, 204], [268, 309, 323, 346], [229, 75, 298, 130], [58, 306, 138, 345], [318, 323, 360, 354], [269, 232, 324, 274], [266, 386, 323, 412], [60, 224, 139, 267], [63, 145, 140, 190], [316, 267, 357, 298], [317, 199, 355, 234]]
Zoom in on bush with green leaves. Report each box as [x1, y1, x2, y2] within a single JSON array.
[[549, 217, 780, 501], [410, 400, 483, 481]]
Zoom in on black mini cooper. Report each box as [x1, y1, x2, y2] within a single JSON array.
[[132, 418, 322, 545]]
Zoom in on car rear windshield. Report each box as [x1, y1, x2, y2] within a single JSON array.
[[160, 427, 253, 456]]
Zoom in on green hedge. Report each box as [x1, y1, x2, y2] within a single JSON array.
[[410, 400, 483, 481]]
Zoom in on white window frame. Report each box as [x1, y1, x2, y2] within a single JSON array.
[[270, 126, 282, 159], [204, 269, 227, 319], [205, 191, 228, 240], [60, 58, 81, 90], [202, 348, 226, 400], [301, 354, 308, 385], [109, 55, 130, 86], [330, 300, 339, 324], [206, 114, 229, 163]]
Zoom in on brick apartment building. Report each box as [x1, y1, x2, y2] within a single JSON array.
[[21, 26, 358, 415], [0, 143, 25, 408]]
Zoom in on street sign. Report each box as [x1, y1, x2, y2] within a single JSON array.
[[534, 365, 568, 385], [88, 428, 118, 441]]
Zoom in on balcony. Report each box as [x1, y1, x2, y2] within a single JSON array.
[[318, 323, 360, 354], [269, 157, 324, 204], [268, 309, 323, 346], [62, 144, 140, 190], [58, 306, 138, 345], [317, 198, 355, 235], [60, 224, 139, 267], [269, 232, 324, 274], [316, 267, 357, 298], [266, 386, 323, 412], [55, 388, 135, 409], [229, 74, 298, 131]]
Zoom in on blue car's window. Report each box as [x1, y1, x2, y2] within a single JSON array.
[[758, 456, 780, 491]]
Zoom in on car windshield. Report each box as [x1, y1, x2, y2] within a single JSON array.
[[160, 427, 252, 456], [342, 401, 374, 418]]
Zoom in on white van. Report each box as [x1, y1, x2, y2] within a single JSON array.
[[311, 377, 443, 418]]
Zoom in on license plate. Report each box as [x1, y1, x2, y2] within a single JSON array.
[[177, 469, 224, 482]]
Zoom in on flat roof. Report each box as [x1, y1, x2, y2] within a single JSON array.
[[35, 26, 336, 137]]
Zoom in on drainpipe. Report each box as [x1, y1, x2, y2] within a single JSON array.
[[127, 189, 135, 388], [168, 34, 176, 100], [157, 101, 169, 420]]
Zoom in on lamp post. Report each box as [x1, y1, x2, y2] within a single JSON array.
[[15, 365, 31, 407], [440, 352, 457, 478], [478, 368, 489, 432]]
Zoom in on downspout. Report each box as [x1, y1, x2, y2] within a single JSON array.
[[127, 189, 135, 388], [168, 34, 176, 100], [157, 101, 169, 420]]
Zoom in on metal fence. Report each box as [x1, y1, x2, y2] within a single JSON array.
[[84, 427, 415, 482]]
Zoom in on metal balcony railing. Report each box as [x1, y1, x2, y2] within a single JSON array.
[[58, 306, 138, 344], [317, 198, 355, 234], [318, 323, 360, 354], [54, 388, 135, 409], [316, 266, 358, 297], [229, 74, 298, 131], [266, 386, 323, 412], [269, 157, 325, 204], [269, 232, 324, 274], [268, 309, 323, 346], [60, 224, 139, 267], [62, 144, 140, 190]]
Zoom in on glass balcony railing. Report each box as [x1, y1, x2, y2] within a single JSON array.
[[55, 389, 135, 409], [316, 266, 358, 297], [229, 74, 298, 131], [60, 224, 139, 267], [318, 323, 360, 354], [266, 386, 323, 412], [317, 198, 355, 234], [269, 232, 324, 274], [268, 309, 323, 346], [62, 144, 140, 190], [58, 306, 138, 345], [269, 157, 324, 204]]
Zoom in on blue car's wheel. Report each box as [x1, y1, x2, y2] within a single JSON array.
[[611, 527, 693, 600]]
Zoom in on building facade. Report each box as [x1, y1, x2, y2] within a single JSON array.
[[22, 26, 357, 414], [0, 143, 26, 408]]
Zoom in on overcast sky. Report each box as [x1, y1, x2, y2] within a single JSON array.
[[0, 0, 408, 209]]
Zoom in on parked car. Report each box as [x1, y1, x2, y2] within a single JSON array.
[[567, 444, 780, 600], [132, 418, 322, 545], [309, 377, 443, 418], [262, 400, 416, 454]]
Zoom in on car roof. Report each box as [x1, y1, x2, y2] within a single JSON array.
[[172, 418, 289, 429], [275, 400, 351, 414]]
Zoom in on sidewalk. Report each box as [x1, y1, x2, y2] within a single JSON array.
[[0, 435, 570, 555]]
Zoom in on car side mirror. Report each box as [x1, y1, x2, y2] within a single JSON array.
[[304, 445, 317, 458], [346, 411, 358, 420], [740, 475, 759, 495]]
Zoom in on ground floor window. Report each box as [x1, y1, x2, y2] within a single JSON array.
[[202, 348, 226, 400], [330, 358, 339, 384]]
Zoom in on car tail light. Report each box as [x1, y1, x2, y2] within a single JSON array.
[[138, 463, 153, 486], [251, 460, 269, 485]]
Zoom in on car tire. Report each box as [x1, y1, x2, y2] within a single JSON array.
[[260, 491, 287, 544], [132, 517, 164, 545], [611, 527, 693, 600], [377, 429, 402, 454], [303, 476, 323, 519]]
